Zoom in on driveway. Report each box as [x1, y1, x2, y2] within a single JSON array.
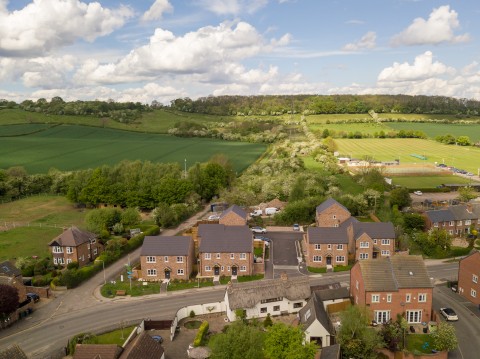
[[266, 231, 304, 279]]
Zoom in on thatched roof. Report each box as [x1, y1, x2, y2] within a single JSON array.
[[226, 274, 310, 310]]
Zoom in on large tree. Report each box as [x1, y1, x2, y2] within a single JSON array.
[[210, 321, 265, 359], [431, 322, 458, 352], [263, 322, 317, 359], [389, 187, 412, 209]]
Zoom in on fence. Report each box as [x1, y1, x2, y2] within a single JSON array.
[[0, 221, 74, 232]]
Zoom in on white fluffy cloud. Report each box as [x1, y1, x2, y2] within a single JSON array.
[[391, 5, 470, 46], [198, 0, 268, 15], [343, 31, 376, 51], [141, 0, 173, 22], [0, 0, 133, 57]]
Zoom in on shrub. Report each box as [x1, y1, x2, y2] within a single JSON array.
[[67, 261, 79, 270], [190, 310, 195, 318], [193, 320, 209, 347], [263, 313, 273, 327]]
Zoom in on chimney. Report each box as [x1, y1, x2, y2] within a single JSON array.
[[466, 203, 473, 213], [280, 272, 288, 281]]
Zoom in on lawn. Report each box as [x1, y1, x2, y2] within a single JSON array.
[[307, 266, 327, 273], [386, 122, 480, 142], [406, 333, 433, 354], [334, 138, 480, 174], [309, 121, 389, 136], [392, 175, 475, 188], [0, 124, 266, 173], [95, 326, 136, 345]]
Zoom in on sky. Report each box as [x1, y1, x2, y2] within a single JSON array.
[[1, 0, 479, 105]]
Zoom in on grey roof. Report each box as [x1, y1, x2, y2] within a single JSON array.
[[307, 227, 349, 244], [199, 224, 252, 253], [226, 275, 310, 310], [358, 255, 433, 292], [299, 292, 330, 331], [48, 226, 96, 247], [73, 344, 123, 359], [316, 198, 350, 215], [320, 344, 341, 359], [425, 209, 452, 223], [219, 205, 247, 220], [0, 261, 22, 278], [315, 287, 350, 301], [119, 331, 164, 359], [353, 222, 395, 239], [0, 344, 28, 359], [425, 203, 480, 223], [141, 236, 192, 256]]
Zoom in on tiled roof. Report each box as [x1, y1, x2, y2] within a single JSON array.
[[319, 344, 341, 359], [73, 344, 123, 359], [198, 224, 252, 253], [353, 222, 395, 239], [48, 226, 96, 247], [316, 198, 350, 215], [307, 227, 349, 244], [226, 275, 310, 310], [358, 255, 432, 292], [119, 331, 164, 359], [314, 287, 350, 301], [219, 205, 247, 220], [299, 292, 330, 331], [425, 209, 453, 223], [0, 344, 28, 359], [141, 236, 192, 256], [425, 203, 480, 223], [0, 261, 22, 277]]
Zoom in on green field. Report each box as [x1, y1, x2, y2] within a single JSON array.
[[386, 122, 480, 142], [0, 124, 266, 173], [309, 121, 389, 135], [334, 138, 480, 173], [392, 175, 475, 188]]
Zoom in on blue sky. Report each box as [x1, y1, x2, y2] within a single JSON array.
[[0, 0, 479, 104]]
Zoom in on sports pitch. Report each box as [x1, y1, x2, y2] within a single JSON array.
[[0, 124, 267, 173]]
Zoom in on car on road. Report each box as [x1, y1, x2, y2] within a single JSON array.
[[440, 307, 458, 321], [27, 293, 40, 303], [251, 226, 267, 234], [293, 224, 300, 231], [413, 191, 423, 196]]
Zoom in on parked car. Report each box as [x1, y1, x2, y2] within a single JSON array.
[[250, 209, 263, 217], [293, 224, 300, 231], [440, 307, 458, 321], [413, 191, 423, 196], [466, 172, 474, 176], [151, 335, 163, 343], [251, 226, 267, 234], [27, 293, 40, 303], [254, 235, 270, 242], [208, 214, 220, 220], [265, 207, 279, 215]]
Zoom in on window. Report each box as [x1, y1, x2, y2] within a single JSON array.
[[381, 239, 390, 245], [146, 256, 156, 263], [227, 266, 231, 271], [356, 280, 359, 290], [176, 256, 184, 263], [91, 238, 96, 244], [204, 253, 211, 260], [54, 257, 65, 265], [221, 266, 224, 271], [66, 247, 73, 254], [66, 258, 72, 264], [333, 215, 336, 219], [465, 220, 471, 225], [240, 266, 247, 272], [314, 244, 321, 250], [381, 250, 390, 256], [313, 255, 322, 262], [375, 311, 390, 324], [433, 222, 439, 228], [53, 246, 63, 253], [449, 221, 454, 227], [334, 224, 339, 228], [260, 307, 267, 313], [293, 302, 303, 308], [359, 253, 369, 260], [304, 309, 311, 321], [371, 294, 380, 303], [230, 253, 235, 259], [449, 229, 454, 235], [387, 294, 392, 303], [177, 269, 184, 275], [473, 274, 478, 283], [360, 242, 369, 248], [327, 244, 332, 250], [80, 255, 84, 262], [216, 253, 221, 259], [273, 305, 280, 311], [164, 256, 168, 262], [337, 244, 343, 250], [205, 266, 211, 272], [418, 293, 427, 302], [472, 289, 477, 298], [457, 220, 462, 226], [147, 269, 157, 276], [406, 294, 411, 303], [406, 310, 422, 323], [93, 248, 98, 255], [240, 253, 246, 260], [373, 239, 377, 244], [261, 297, 283, 304], [336, 256, 345, 262]]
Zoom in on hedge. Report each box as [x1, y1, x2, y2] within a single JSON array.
[[193, 320, 209, 347]]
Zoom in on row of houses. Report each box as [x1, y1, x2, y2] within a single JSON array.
[[424, 202, 480, 235]]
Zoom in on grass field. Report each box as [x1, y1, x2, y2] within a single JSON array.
[[334, 138, 480, 174], [392, 175, 475, 188], [387, 122, 480, 142], [309, 121, 389, 135], [1, 124, 266, 173]]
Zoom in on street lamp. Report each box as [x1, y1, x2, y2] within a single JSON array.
[[96, 259, 106, 285]]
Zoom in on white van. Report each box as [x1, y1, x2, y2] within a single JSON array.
[[250, 209, 263, 217], [265, 207, 279, 215]]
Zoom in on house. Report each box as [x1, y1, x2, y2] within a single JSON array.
[[350, 255, 433, 324], [224, 273, 310, 321], [424, 203, 480, 235], [48, 227, 103, 267], [305, 227, 349, 268], [299, 287, 350, 347], [457, 250, 480, 306], [198, 224, 253, 277], [349, 222, 396, 261], [139, 236, 195, 281], [0, 261, 27, 303], [218, 204, 247, 226], [73, 344, 123, 359], [315, 198, 352, 227], [119, 331, 165, 359]]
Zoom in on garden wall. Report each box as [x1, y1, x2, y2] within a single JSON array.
[[378, 349, 447, 359]]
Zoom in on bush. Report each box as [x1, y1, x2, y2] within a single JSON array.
[[193, 320, 209, 347], [190, 310, 195, 318], [263, 313, 273, 327], [67, 261, 79, 270]]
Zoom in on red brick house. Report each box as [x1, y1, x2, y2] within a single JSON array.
[[48, 227, 103, 268], [219, 205, 248, 226], [424, 203, 480, 236], [457, 250, 480, 306], [305, 227, 349, 268], [139, 236, 195, 281], [198, 224, 254, 277], [316, 198, 351, 227], [350, 255, 433, 324], [349, 222, 396, 261]]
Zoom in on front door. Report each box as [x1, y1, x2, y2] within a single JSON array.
[[232, 266, 238, 275], [326, 256, 332, 265], [214, 266, 220, 275], [165, 270, 170, 279]]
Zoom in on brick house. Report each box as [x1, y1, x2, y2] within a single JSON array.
[[198, 224, 253, 277], [350, 255, 433, 324], [457, 250, 480, 306], [139, 236, 194, 281], [218, 205, 247, 226], [316, 198, 352, 227], [48, 227, 103, 267], [424, 203, 480, 236], [305, 227, 349, 268], [349, 222, 396, 261]]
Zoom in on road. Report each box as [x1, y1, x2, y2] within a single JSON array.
[[0, 261, 459, 358]]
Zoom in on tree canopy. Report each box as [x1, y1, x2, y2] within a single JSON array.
[[0, 284, 19, 319]]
